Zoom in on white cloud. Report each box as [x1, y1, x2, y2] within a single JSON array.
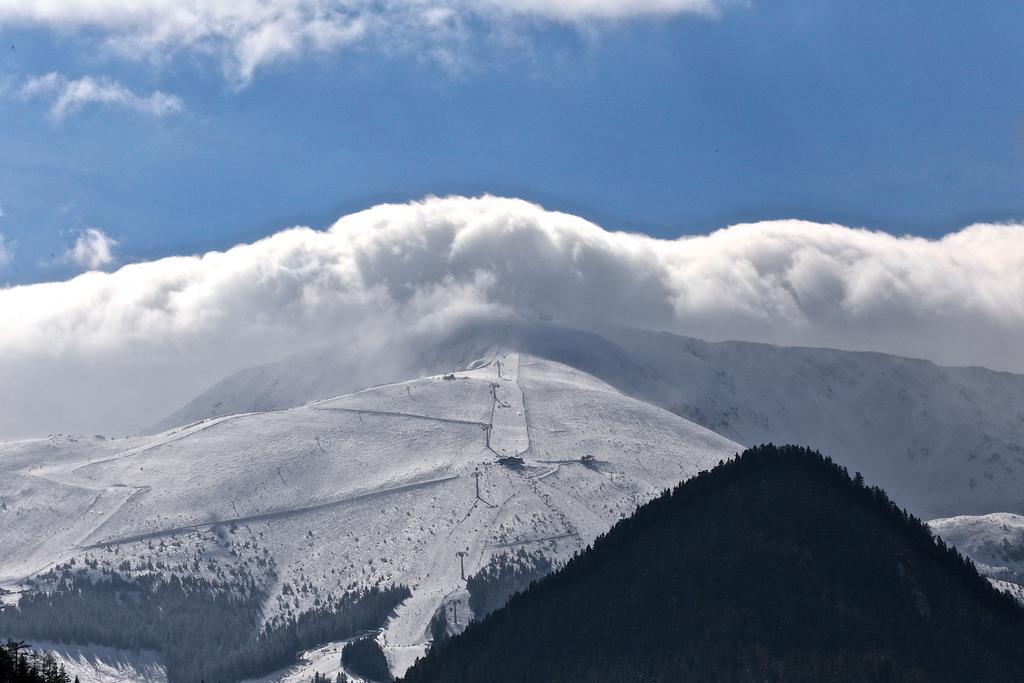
[[67, 228, 118, 270], [0, 233, 10, 268], [494, 0, 723, 20], [0, 1, 722, 83], [19, 72, 183, 120], [1, 195, 1022, 439]]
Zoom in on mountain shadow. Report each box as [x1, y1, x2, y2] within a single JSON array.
[[401, 445, 1024, 683]]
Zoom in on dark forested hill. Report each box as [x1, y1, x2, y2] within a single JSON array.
[[401, 445, 1024, 683]]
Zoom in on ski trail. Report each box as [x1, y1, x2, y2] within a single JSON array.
[[486, 352, 530, 458], [381, 476, 488, 674], [78, 475, 459, 550], [381, 462, 528, 674], [311, 406, 488, 428], [32, 413, 249, 489], [7, 416, 248, 584]]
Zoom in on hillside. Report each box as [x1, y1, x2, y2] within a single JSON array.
[[929, 513, 1024, 593], [402, 445, 1024, 683], [600, 325, 1024, 519], [149, 317, 1024, 519], [0, 351, 738, 681]]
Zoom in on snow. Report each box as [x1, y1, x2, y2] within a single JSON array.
[[599, 325, 1024, 518], [9, 318, 1024, 680], [239, 639, 359, 683], [929, 513, 1024, 596], [147, 318, 1024, 519], [0, 351, 740, 679], [485, 352, 530, 458], [991, 579, 1024, 603], [27, 642, 165, 683]]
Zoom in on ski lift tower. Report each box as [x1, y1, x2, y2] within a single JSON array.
[[456, 550, 469, 580]]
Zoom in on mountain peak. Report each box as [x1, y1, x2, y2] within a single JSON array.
[[403, 445, 1024, 683]]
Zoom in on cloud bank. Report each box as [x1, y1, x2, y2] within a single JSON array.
[[0, 0, 722, 83], [1, 195, 1022, 439], [19, 72, 183, 120]]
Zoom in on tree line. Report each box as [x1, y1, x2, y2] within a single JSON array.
[[0, 641, 76, 683], [0, 569, 409, 683]]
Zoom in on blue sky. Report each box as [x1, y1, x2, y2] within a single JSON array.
[[1, 0, 1023, 285]]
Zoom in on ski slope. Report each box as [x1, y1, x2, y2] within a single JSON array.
[[0, 351, 739, 678], [155, 318, 1024, 519]]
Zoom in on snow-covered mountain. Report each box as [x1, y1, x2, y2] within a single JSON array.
[[0, 351, 739, 679], [929, 513, 1024, 601], [7, 320, 1024, 681], [144, 344, 431, 437], [151, 318, 1024, 519], [600, 326, 1024, 520]]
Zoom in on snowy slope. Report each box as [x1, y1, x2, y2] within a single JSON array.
[[143, 319, 649, 435], [25, 642, 165, 683], [929, 513, 1024, 589], [144, 343, 425, 436], [150, 318, 1024, 519], [0, 351, 739, 678], [598, 326, 1024, 519]]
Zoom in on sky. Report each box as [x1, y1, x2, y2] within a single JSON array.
[[1, 0, 1023, 284], [0, 1, 1023, 437]]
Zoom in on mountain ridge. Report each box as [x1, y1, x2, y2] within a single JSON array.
[[401, 445, 1024, 683], [147, 317, 1024, 518]]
